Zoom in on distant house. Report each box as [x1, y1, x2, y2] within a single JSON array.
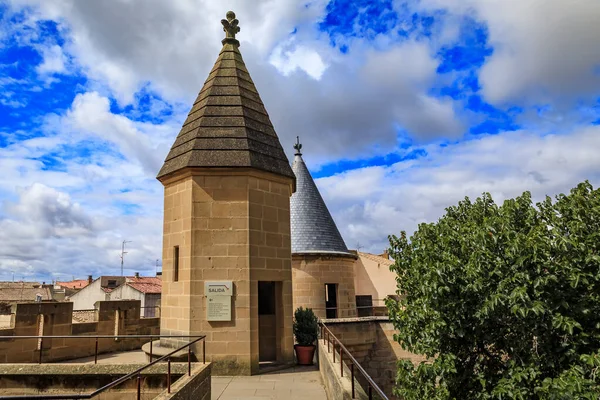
[[0, 281, 53, 305], [56, 276, 93, 297], [0, 282, 53, 326], [353, 251, 398, 316], [110, 276, 162, 317], [69, 274, 161, 316]]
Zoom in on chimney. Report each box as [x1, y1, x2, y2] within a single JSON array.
[[379, 250, 389, 259], [134, 272, 140, 279], [88, 275, 93, 284]]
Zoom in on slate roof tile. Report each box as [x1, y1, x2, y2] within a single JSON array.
[[290, 145, 352, 256]]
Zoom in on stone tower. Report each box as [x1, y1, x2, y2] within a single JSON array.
[[157, 11, 295, 375], [290, 138, 357, 319]]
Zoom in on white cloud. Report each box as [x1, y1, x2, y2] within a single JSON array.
[[35, 44, 67, 75], [317, 125, 600, 254], [1, 0, 597, 282], [418, 0, 600, 107], [62, 92, 167, 175], [6, 0, 464, 162], [270, 39, 329, 79]]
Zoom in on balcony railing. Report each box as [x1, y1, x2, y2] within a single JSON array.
[[320, 322, 388, 400]]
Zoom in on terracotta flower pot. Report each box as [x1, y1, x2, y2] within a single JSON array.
[[294, 344, 316, 365]]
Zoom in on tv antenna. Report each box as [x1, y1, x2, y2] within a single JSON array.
[[120, 240, 132, 276]]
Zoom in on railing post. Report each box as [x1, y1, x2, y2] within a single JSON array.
[[188, 344, 192, 376], [38, 337, 43, 364], [203, 338, 206, 364], [333, 342, 336, 362], [368, 384, 372, 400], [94, 336, 99, 364], [150, 337, 153, 361], [327, 333, 330, 353], [340, 350, 343, 377], [351, 363, 355, 398], [137, 373, 141, 400], [167, 357, 171, 393]]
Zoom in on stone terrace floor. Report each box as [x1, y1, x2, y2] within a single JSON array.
[[212, 365, 326, 400], [63, 350, 327, 399]]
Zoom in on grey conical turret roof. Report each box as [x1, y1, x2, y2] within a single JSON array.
[[290, 139, 352, 256]]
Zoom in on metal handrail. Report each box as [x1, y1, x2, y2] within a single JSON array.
[[0, 334, 206, 400], [320, 322, 388, 400], [0, 334, 204, 365]]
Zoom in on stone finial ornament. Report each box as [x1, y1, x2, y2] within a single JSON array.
[[221, 11, 240, 44], [294, 136, 302, 156]]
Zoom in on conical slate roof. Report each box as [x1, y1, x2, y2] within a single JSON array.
[[157, 11, 294, 181], [290, 139, 353, 256]]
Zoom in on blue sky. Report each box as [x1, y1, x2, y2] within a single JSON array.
[[1, 0, 600, 282]]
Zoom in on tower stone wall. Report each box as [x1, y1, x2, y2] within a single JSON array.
[[160, 169, 293, 375], [292, 254, 357, 319]]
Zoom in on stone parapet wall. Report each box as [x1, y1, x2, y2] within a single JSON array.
[[155, 363, 211, 400], [0, 362, 208, 399], [318, 338, 369, 400], [0, 300, 159, 364], [323, 318, 426, 399]]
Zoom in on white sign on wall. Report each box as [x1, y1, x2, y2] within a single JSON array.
[[205, 281, 233, 321]]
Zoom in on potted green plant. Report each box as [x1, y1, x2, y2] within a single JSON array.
[[293, 307, 318, 365]]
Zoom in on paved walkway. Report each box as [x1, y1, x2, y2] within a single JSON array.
[[65, 351, 327, 399], [62, 349, 147, 364], [212, 366, 327, 400]]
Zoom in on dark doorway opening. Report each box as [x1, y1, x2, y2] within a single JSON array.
[[356, 295, 373, 317], [258, 281, 277, 362], [325, 283, 338, 318]]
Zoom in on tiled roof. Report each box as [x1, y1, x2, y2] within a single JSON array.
[[0, 281, 41, 288], [290, 145, 353, 256], [57, 280, 89, 290], [126, 277, 161, 285], [157, 12, 294, 182], [358, 251, 394, 267], [126, 276, 162, 294], [0, 286, 52, 302], [127, 282, 162, 294]]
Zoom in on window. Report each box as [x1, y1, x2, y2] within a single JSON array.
[[356, 295, 373, 317], [325, 284, 338, 319], [107, 280, 117, 288], [173, 246, 179, 282]]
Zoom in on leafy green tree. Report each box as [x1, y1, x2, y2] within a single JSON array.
[[387, 181, 600, 399]]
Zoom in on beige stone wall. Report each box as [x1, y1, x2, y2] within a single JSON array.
[[324, 319, 426, 400], [161, 177, 193, 341], [354, 254, 397, 309], [0, 300, 159, 363], [292, 254, 357, 319], [160, 170, 294, 375], [155, 363, 211, 400]]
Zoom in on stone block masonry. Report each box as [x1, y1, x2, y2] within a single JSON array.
[[0, 362, 210, 400], [160, 169, 294, 375], [0, 300, 159, 364], [324, 318, 426, 399], [292, 254, 357, 319]]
